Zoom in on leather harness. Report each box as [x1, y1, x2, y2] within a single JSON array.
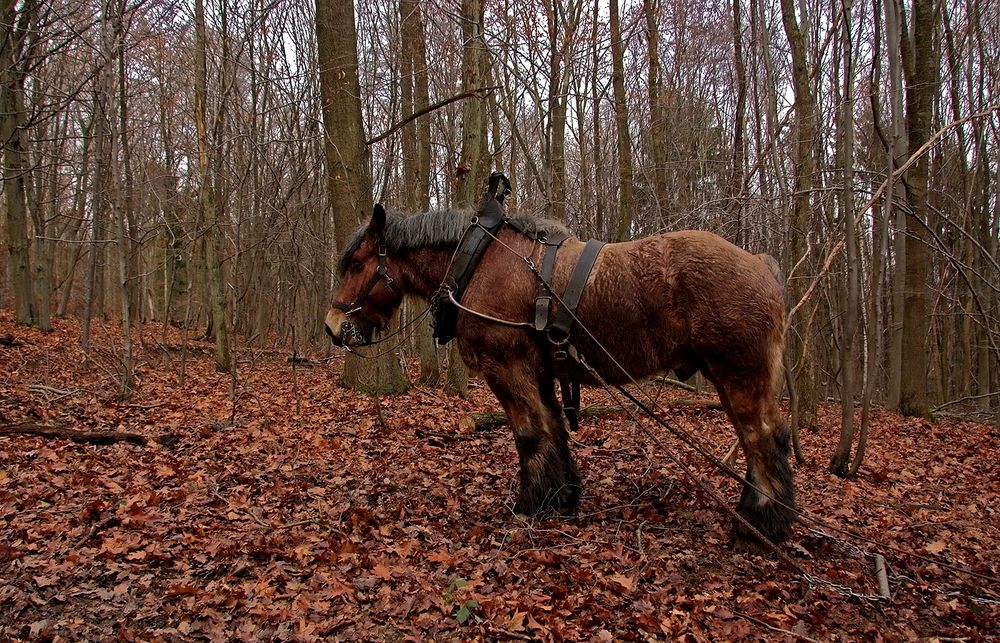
[[432, 179, 605, 431]]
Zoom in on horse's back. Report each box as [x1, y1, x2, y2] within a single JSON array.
[[570, 229, 785, 386]]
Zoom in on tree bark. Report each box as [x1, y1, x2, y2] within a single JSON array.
[[104, 0, 133, 399], [400, 0, 438, 386], [194, 0, 230, 373], [543, 0, 581, 222], [609, 0, 634, 242], [316, 0, 408, 395], [0, 0, 35, 326], [779, 0, 819, 431], [446, 0, 491, 398], [885, 0, 908, 409], [831, 0, 859, 477], [590, 0, 605, 239], [898, 0, 938, 418], [644, 0, 669, 225], [728, 0, 748, 232]]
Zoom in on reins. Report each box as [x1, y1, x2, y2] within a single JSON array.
[[341, 305, 431, 359]]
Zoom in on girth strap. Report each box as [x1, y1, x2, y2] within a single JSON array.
[[549, 238, 605, 432], [550, 239, 606, 341]]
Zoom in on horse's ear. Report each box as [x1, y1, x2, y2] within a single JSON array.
[[366, 203, 387, 238]]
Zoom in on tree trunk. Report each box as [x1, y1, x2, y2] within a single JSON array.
[[609, 0, 634, 242], [644, 0, 669, 225], [728, 0, 748, 231], [590, 0, 605, 239], [885, 0, 907, 408], [194, 0, 230, 373], [400, 0, 438, 386], [0, 0, 35, 326], [58, 112, 93, 319], [779, 0, 818, 431], [831, 0, 858, 477], [544, 0, 579, 222], [28, 107, 62, 331], [316, 0, 408, 395], [82, 96, 105, 358], [107, 0, 133, 399], [446, 0, 490, 398], [942, 4, 973, 401], [898, 0, 937, 418]]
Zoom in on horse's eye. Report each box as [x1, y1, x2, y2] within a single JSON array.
[[350, 261, 363, 273]]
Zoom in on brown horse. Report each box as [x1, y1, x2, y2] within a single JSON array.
[[325, 206, 795, 543]]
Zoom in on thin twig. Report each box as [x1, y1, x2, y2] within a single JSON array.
[[734, 611, 820, 643], [366, 86, 499, 146], [786, 103, 1000, 327], [74, 516, 120, 549]]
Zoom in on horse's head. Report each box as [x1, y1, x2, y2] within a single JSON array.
[[325, 204, 404, 347]]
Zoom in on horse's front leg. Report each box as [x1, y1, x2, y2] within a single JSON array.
[[483, 366, 581, 515]]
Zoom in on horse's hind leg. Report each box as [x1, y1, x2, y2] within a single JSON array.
[[483, 366, 580, 515], [708, 372, 796, 543]]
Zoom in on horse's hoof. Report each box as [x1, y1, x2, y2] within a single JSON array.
[[732, 504, 795, 545], [513, 498, 538, 516], [553, 486, 581, 513]]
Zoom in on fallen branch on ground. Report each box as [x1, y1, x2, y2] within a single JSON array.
[[654, 376, 700, 392], [0, 423, 178, 447], [874, 554, 891, 599], [27, 384, 80, 401], [459, 399, 723, 432]]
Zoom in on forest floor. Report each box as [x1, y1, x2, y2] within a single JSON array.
[[0, 310, 998, 641]]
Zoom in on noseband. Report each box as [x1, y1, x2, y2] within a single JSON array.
[[331, 243, 402, 334]]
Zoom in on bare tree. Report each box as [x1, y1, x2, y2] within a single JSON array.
[[779, 0, 820, 431], [609, 0, 634, 242], [897, 0, 939, 417], [317, 0, 408, 395], [445, 0, 491, 399], [1, 0, 36, 326]]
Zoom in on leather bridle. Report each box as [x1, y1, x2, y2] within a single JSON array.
[[331, 243, 402, 334]]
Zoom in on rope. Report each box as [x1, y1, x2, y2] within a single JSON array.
[[576, 355, 809, 576]]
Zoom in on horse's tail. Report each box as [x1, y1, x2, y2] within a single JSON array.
[[756, 253, 787, 400], [755, 252, 784, 286]]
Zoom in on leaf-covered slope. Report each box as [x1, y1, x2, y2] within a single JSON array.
[[1, 311, 997, 640]]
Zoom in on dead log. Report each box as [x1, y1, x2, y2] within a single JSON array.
[[653, 376, 699, 392], [874, 553, 891, 599], [459, 398, 723, 432], [0, 423, 178, 447], [0, 334, 21, 347]]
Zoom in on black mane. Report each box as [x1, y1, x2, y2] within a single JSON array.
[[337, 209, 570, 275]]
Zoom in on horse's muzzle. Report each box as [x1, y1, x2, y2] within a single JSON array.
[[325, 309, 370, 347], [325, 321, 343, 346], [325, 309, 346, 346]]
